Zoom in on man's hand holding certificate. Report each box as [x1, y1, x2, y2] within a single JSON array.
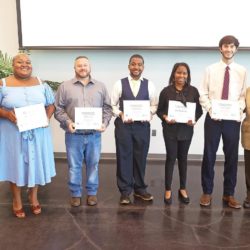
[[15, 103, 48, 132], [75, 107, 102, 130], [211, 100, 240, 121], [167, 100, 196, 123], [123, 100, 150, 122]]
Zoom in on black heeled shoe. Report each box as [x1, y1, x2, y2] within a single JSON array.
[[178, 189, 190, 204]]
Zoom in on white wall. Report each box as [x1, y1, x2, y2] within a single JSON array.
[[0, 0, 19, 56], [1, 0, 249, 155], [30, 50, 250, 155]]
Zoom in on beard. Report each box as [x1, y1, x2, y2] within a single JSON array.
[[221, 51, 235, 60], [130, 71, 142, 79], [75, 70, 90, 79]]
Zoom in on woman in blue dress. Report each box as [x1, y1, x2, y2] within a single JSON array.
[[0, 53, 56, 218]]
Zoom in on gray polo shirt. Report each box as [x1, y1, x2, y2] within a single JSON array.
[[54, 77, 112, 131]]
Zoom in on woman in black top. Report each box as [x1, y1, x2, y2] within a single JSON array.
[[157, 62, 202, 204]]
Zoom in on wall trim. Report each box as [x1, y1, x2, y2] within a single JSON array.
[[54, 152, 244, 165]]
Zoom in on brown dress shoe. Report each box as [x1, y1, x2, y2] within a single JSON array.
[[71, 197, 81, 207], [87, 195, 97, 206], [200, 194, 212, 207], [223, 196, 241, 209]]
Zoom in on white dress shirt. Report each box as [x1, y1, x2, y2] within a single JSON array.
[[199, 60, 247, 112], [111, 75, 158, 117]]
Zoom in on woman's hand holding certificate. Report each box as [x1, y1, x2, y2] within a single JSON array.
[[167, 100, 196, 123], [14, 103, 48, 132]]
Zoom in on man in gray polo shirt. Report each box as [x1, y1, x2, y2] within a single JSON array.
[[55, 56, 112, 207]]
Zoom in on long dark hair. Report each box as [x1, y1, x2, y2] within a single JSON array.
[[168, 62, 191, 86]]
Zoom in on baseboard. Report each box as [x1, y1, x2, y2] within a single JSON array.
[[54, 152, 244, 165]]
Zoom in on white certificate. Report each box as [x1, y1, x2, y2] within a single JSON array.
[[123, 100, 150, 121], [75, 107, 102, 129], [211, 100, 240, 120], [15, 103, 48, 132], [168, 100, 196, 123]]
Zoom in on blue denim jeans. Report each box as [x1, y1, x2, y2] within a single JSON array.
[[65, 132, 101, 197]]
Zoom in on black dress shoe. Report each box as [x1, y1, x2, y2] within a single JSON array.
[[243, 199, 250, 209], [164, 195, 172, 205], [178, 190, 190, 204]]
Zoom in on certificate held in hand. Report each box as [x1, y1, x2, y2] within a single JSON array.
[[75, 107, 102, 130], [167, 100, 196, 123], [123, 100, 150, 121], [211, 100, 240, 121], [15, 103, 48, 132]]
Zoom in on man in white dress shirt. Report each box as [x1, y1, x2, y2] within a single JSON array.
[[199, 35, 247, 209], [111, 54, 158, 205]]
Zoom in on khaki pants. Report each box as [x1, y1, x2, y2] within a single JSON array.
[[244, 149, 250, 199]]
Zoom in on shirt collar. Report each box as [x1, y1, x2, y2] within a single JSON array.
[[128, 75, 144, 82], [220, 60, 235, 69], [72, 76, 95, 85]]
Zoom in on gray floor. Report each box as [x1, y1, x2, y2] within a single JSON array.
[[0, 159, 249, 250]]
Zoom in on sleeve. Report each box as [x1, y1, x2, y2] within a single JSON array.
[[246, 88, 250, 115], [199, 68, 212, 112], [54, 83, 73, 129], [43, 82, 55, 105], [0, 86, 7, 119], [193, 87, 203, 122], [238, 70, 247, 111], [102, 84, 112, 127], [111, 80, 122, 117], [148, 80, 158, 115], [0, 86, 3, 104], [156, 88, 168, 121]]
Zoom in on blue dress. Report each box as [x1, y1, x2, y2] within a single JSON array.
[[0, 78, 56, 187]]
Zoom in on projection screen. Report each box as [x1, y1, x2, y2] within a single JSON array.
[[16, 0, 250, 50]]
